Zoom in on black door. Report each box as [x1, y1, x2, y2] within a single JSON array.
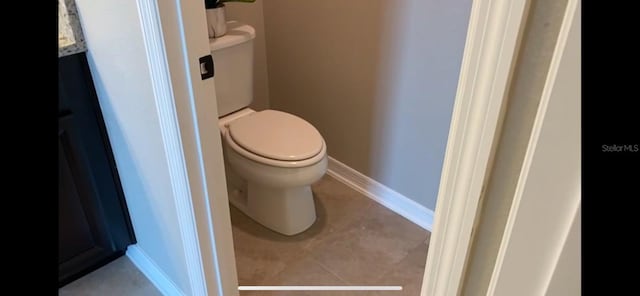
[[58, 53, 136, 286]]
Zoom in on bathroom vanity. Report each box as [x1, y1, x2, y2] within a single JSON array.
[[58, 0, 135, 286]]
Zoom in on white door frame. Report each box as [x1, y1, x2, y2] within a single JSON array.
[[136, 0, 238, 295], [421, 0, 531, 294], [136, 0, 539, 295], [487, 0, 581, 293]]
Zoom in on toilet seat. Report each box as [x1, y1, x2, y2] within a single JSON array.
[[225, 110, 326, 168]]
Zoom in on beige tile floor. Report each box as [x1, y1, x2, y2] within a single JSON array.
[[58, 256, 161, 296], [59, 174, 430, 296], [233, 174, 430, 296]]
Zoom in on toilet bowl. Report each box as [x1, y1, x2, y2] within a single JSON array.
[[219, 108, 327, 235], [210, 21, 326, 235]]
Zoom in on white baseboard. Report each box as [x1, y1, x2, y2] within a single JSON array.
[[126, 245, 185, 296], [326, 156, 434, 231]]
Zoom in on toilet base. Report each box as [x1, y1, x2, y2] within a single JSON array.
[[228, 180, 317, 236]]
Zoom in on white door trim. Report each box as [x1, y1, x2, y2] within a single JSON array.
[[420, 0, 531, 294], [136, 0, 208, 294], [487, 0, 580, 293], [137, 0, 238, 295]]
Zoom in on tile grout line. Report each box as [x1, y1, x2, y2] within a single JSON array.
[[308, 255, 353, 285], [253, 249, 314, 285]]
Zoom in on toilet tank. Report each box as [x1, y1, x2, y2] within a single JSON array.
[[209, 21, 256, 117]]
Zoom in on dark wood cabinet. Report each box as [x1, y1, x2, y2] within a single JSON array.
[[58, 53, 135, 287]]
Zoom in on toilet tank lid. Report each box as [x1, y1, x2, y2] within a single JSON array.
[[209, 21, 256, 52]]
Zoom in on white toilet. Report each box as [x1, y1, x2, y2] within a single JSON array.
[[211, 21, 327, 236]]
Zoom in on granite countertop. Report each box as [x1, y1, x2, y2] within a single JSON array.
[[59, 0, 87, 58]]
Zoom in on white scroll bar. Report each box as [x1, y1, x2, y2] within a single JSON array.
[[238, 286, 402, 291]]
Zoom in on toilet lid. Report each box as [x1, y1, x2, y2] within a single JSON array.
[[228, 110, 324, 161]]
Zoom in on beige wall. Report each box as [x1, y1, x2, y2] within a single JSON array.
[[262, 0, 472, 209], [460, 0, 569, 294], [225, 1, 270, 111]]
